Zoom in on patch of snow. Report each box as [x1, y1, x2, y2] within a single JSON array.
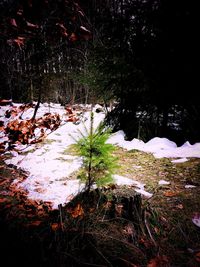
[[181, 141, 192, 147], [171, 158, 188, 163], [185, 185, 196, 189], [192, 213, 200, 227], [133, 165, 142, 169], [107, 130, 126, 146], [113, 174, 152, 198], [158, 180, 170, 185], [113, 174, 145, 189], [108, 133, 145, 151], [94, 104, 104, 110], [145, 137, 177, 149], [107, 130, 200, 159], [134, 188, 153, 198]]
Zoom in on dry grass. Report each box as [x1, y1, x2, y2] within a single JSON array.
[[114, 148, 200, 266]]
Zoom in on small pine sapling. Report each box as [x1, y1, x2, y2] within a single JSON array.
[[74, 111, 118, 192]]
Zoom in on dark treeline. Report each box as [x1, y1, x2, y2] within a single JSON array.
[[0, 0, 199, 144], [0, 0, 91, 104]]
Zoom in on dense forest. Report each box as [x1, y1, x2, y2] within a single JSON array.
[[0, 0, 199, 144]]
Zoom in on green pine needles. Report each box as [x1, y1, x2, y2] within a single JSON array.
[[74, 112, 118, 192]]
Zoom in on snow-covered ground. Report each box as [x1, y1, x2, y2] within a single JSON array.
[[107, 130, 200, 159], [1, 103, 200, 209]]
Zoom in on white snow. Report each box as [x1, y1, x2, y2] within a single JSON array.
[[113, 174, 145, 188], [158, 180, 170, 185], [192, 213, 200, 227], [134, 188, 153, 198], [107, 131, 200, 159], [113, 174, 152, 198], [185, 185, 196, 189], [171, 158, 188, 163], [108, 131, 145, 151], [1, 103, 200, 209]]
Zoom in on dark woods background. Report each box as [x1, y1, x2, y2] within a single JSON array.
[[0, 0, 199, 145]]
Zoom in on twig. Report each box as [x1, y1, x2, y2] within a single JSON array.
[[144, 209, 157, 247], [96, 191, 102, 209], [85, 231, 145, 257], [62, 251, 107, 267], [88, 240, 113, 267], [177, 223, 189, 242]]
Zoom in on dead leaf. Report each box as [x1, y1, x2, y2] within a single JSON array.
[[147, 255, 169, 267], [176, 204, 183, 209], [163, 191, 178, 197], [66, 106, 73, 114], [69, 203, 84, 218], [118, 258, 139, 267], [195, 251, 200, 263], [154, 226, 160, 234], [139, 237, 154, 249], [104, 201, 112, 209], [115, 203, 123, 216], [10, 18, 17, 27], [69, 33, 77, 42], [0, 179, 8, 186], [89, 207, 95, 213], [35, 187, 46, 193], [13, 37, 25, 47], [56, 23, 68, 37], [26, 220, 42, 227], [0, 121, 4, 131], [51, 223, 59, 231], [4, 204, 12, 209], [26, 21, 39, 28], [0, 198, 11, 204], [17, 8, 23, 16]]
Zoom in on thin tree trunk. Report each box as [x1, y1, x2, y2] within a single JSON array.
[[87, 110, 94, 192], [85, 86, 89, 105], [30, 79, 34, 102], [32, 88, 42, 120], [162, 105, 169, 136]]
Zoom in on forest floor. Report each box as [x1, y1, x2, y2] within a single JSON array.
[[0, 148, 200, 266], [115, 148, 200, 266]]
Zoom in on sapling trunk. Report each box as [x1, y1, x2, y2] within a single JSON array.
[[87, 111, 94, 192], [32, 88, 42, 120]]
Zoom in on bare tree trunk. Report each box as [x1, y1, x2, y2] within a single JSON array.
[[87, 111, 93, 192], [162, 105, 169, 136], [85, 86, 89, 105], [32, 88, 42, 120], [30, 79, 34, 102]]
